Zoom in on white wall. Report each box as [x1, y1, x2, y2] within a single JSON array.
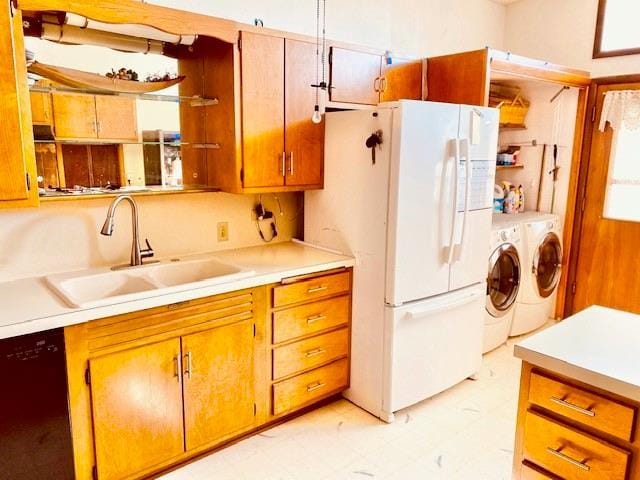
[[0, 192, 298, 282], [505, 0, 640, 77], [149, 0, 506, 56]]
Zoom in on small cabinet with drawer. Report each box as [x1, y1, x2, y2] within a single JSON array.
[[269, 268, 352, 417], [513, 363, 640, 480]]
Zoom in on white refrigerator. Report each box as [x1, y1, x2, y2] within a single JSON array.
[[305, 100, 498, 422]]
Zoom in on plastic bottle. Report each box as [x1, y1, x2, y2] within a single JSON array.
[[493, 184, 504, 213], [518, 185, 525, 212], [504, 187, 517, 214]]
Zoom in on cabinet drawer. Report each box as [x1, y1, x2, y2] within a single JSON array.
[[273, 358, 349, 415], [521, 462, 560, 479], [273, 271, 350, 308], [529, 372, 636, 441], [273, 327, 349, 380], [523, 410, 630, 480], [273, 295, 350, 343]]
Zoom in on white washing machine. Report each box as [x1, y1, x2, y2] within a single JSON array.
[[510, 212, 563, 336], [484, 217, 522, 353]]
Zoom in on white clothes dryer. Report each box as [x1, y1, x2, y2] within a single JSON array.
[[510, 213, 562, 336], [484, 217, 522, 353]]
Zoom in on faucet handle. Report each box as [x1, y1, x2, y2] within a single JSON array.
[[141, 238, 154, 259]]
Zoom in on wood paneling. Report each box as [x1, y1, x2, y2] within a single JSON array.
[[61, 144, 91, 188], [272, 358, 349, 416], [272, 295, 350, 344], [272, 327, 348, 380], [0, 5, 38, 206], [182, 318, 255, 450], [90, 338, 185, 480], [284, 38, 323, 187], [95, 95, 138, 140], [529, 372, 636, 441], [273, 271, 351, 308], [51, 92, 97, 139], [35, 143, 60, 188], [523, 410, 630, 479], [329, 46, 381, 105], [240, 31, 285, 188], [90, 144, 121, 187], [572, 81, 640, 314]]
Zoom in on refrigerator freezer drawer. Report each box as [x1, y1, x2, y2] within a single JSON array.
[[383, 284, 485, 415]]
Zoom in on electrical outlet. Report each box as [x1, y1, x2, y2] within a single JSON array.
[[217, 222, 229, 242]]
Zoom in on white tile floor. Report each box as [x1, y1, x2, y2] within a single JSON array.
[[160, 338, 528, 480]]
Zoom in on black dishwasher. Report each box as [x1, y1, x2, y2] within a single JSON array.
[[0, 328, 75, 479]]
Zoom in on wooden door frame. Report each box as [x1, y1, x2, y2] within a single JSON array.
[[563, 74, 640, 316]]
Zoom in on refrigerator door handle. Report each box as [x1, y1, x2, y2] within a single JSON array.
[[404, 287, 484, 320], [446, 138, 460, 264], [454, 138, 471, 262]]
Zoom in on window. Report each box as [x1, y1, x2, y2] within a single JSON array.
[[599, 89, 640, 222], [593, 0, 640, 58]]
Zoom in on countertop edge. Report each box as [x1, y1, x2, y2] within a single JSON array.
[[0, 252, 355, 340], [514, 344, 640, 402]]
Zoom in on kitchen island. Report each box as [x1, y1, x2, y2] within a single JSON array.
[[512, 306, 640, 479]]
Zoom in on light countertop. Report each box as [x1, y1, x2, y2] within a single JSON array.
[[515, 305, 640, 401], [0, 241, 354, 340]]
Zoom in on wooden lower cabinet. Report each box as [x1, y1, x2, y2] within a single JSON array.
[[90, 339, 185, 480], [182, 319, 255, 450], [513, 362, 638, 480], [65, 270, 352, 480]]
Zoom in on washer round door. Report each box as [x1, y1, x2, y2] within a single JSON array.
[[533, 232, 562, 298], [486, 243, 521, 318]]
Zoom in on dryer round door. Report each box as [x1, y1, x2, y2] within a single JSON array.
[[486, 243, 521, 318], [533, 232, 562, 298]]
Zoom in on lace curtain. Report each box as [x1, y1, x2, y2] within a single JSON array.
[[599, 89, 640, 132]]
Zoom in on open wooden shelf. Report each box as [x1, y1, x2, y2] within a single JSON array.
[[499, 123, 527, 130]]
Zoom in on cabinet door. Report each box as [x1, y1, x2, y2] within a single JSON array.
[[329, 47, 381, 105], [284, 38, 324, 187], [51, 92, 97, 139], [182, 319, 255, 450], [30, 91, 53, 125], [0, 6, 38, 206], [95, 95, 138, 141], [380, 59, 423, 102], [240, 31, 285, 188], [90, 339, 184, 480]]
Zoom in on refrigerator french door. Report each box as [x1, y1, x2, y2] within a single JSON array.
[[305, 100, 498, 422]]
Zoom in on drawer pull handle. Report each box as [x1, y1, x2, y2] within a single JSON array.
[[305, 348, 326, 358], [306, 314, 327, 324], [307, 381, 326, 392], [307, 285, 328, 294], [550, 396, 596, 417], [546, 447, 591, 472], [184, 351, 193, 380]]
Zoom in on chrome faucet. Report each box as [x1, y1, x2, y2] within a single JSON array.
[[100, 195, 154, 267]]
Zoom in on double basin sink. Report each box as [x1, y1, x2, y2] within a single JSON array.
[[46, 256, 255, 308]]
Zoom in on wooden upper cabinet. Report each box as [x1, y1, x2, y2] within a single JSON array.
[[329, 46, 382, 105], [0, 5, 38, 207], [240, 31, 286, 188], [90, 338, 185, 480], [51, 93, 98, 139], [284, 38, 324, 187], [51, 92, 138, 141], [182, 318, 255, 450], [95, 95, 138, 141], [380, 58, 424, 102], [29, 91, 53, 125], [426, 48, 591, 107]]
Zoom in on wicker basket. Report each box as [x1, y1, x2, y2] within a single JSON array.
[[489, 84, 530, 127]]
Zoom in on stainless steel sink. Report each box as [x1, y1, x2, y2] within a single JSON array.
[[45, 257, 255, 308]]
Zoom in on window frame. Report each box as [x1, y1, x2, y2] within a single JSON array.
[[593, 0, 640, 58]]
